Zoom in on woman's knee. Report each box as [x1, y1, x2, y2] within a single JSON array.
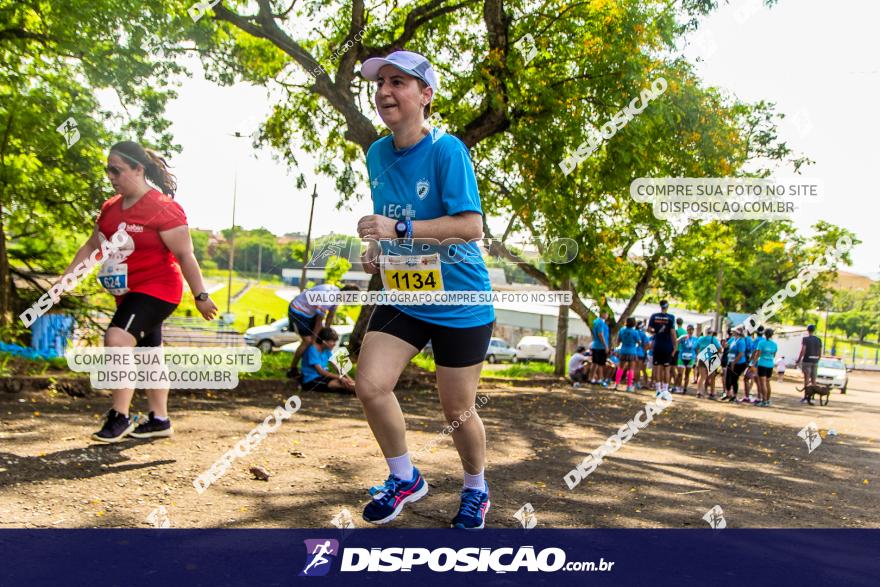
[[105, 327, 135, 347], [441, 402, 477, 425], [354, 373, 393, 402]]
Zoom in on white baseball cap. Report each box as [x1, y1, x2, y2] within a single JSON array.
[[360, 51, 439, 92]]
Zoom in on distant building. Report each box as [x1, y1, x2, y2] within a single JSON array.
[[281, 268, 372, 288]]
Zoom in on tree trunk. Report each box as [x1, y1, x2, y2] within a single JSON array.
[[348, 273, 382, 360], [554, 278, 570, 376], [0, 197, 9, 327]]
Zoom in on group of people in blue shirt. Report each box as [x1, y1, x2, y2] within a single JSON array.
[[719, 325, 779, 406], [574, 303, 781, 406]]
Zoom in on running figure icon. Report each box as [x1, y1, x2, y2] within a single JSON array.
[[302, 540, 336, 575]]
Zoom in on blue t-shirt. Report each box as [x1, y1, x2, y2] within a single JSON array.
[[300, 344, 332, 383], [619, 327, 640, 355], [696, 335, 721, 356], [636, 330, 648, 357], [366, 127, 494, 328], [678, 335, 697, 360], [755, 339, 778, 368], [727, 337, 748, 365], [591, 318, 609, 350]]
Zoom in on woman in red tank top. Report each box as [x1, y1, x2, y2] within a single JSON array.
[[61, 141, 218, 442]]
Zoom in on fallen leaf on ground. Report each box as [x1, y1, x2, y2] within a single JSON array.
[[249, 466, 270, 481]]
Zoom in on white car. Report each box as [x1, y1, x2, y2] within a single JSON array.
[[515, 335, 555, 363], [485, 337, 517, 364], [816, 357, 848, 392], [243, 318, 299, 353], [279, 324, 354, 354]]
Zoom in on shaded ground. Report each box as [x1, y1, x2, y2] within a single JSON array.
[[1, 369, 878, 529]]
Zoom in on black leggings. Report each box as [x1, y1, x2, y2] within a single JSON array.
[[725, 363, 748, 394]]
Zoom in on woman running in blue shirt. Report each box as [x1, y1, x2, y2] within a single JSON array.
[[355, 51, 494, 529]]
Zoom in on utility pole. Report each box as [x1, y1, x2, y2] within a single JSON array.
[[257, 244, 262, 284], [823, 305, 829, 350], [300, 183, 318, 289], [226, 174, 237, 315]]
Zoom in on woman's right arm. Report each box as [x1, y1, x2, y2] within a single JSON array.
[[63, 226, 102, 276]]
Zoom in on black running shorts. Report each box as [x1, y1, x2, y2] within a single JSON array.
[[289, 310, 318, 337], [302, 375, 335, 392], [110, 292, 178, 347], [757, 366, 774, 378], [366, 305, 494, 368], [653, 346, 674, 366], [591, 348, 607, 366]]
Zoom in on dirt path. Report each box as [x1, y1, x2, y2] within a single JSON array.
[[1, 370, 878, 529]]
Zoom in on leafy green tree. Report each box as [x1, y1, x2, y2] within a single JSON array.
[[184, 0, 799, 356], [324, 255, 351, 284], [1, 0, 189, 332], [663, 220, 859, 324], [190, 229, 211, 264], [829, 311, 877, 343]]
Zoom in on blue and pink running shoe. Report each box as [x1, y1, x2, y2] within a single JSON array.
[[451, 483, 490, 529], [362, 467, 428, 525]]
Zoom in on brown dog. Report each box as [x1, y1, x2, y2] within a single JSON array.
[[797, 384, 831, 406]]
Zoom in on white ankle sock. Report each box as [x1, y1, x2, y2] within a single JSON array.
[[386, 453, 414, 481], [153, 415, 169, 422], [463, 470, 485, 491]]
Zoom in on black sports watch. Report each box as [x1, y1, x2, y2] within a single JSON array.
[[195, 292, 210, 301], [394, 220, 407, 238]]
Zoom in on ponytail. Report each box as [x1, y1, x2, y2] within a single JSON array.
[[109, 141, 177, 197], [143, 148, 177, 197]]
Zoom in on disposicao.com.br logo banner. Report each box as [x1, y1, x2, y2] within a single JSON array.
[[302, 541, 608, 574], [2, 529, 876, 586]]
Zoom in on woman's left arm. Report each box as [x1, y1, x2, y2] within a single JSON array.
[[160, 225, 218, 320], [357, 211, 483, 242]]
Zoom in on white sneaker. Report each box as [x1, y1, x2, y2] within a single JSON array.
[[659, 390, 673, 402]]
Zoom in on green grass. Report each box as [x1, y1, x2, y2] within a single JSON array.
[[484, 360, 556, 379], [202, 268, 285, 285], [827, 338, 880, 364], [0, 352, 69, 377], [241, 350, 292, 379], [173, 280, 290, 333], [241, 347, 360, 379], [410, 353, 436, 372]]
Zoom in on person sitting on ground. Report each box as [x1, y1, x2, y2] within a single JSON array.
[[299, 327, 355, 393], [287, 282, 360, 381], [568, 345, 589, 385]]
